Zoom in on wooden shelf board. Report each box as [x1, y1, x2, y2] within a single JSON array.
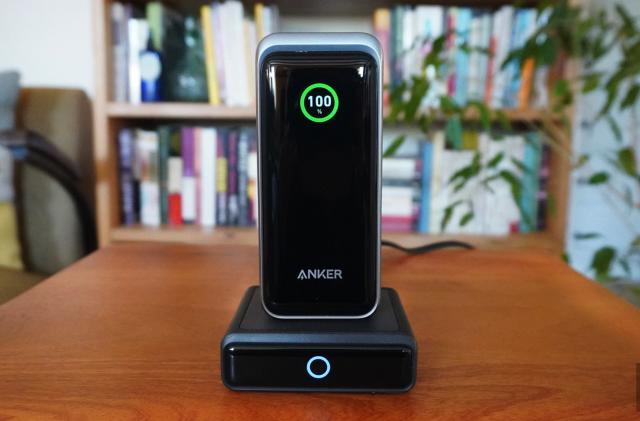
[[107, 102, 256, 120], [111, 225, 560, 253]]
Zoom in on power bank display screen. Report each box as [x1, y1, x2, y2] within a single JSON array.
[[259, 51, 379, 317]]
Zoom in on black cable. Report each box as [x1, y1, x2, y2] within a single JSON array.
[[381, 239, 475, 254]]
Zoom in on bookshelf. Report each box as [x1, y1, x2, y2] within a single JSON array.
[[92, 0, 572, 254]]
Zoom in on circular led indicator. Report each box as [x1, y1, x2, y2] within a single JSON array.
[[299, 83, 339, 123], [306, 355, 331, 379]]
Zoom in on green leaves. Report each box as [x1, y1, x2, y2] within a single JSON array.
[[441, 200, 463, 231], [590, 246, 616, 282], [616, 147, 637, 177], [605, 115, 623, 142], [588, 172, 609, 185], [487, 152, 505, 169], [405, 76, 430, 122], [620, 84, 640, 109], [574, 232, 601, 240], [499, 169, 531, 229], [449, 152, 482, 192], [615, 4, 636, 37], [581, 73, 601, 94], [383, 135, 406, 158]]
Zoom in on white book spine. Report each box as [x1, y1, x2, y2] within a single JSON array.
[[127, 19, 143, 104], [220, 3, 237, 106], [181, 177, 197, 223], [199, 128, 217, 227], [168, 157, 183, 194], [229, 2, 250, 106]]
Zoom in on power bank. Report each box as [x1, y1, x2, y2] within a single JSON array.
[[257, 33, 382, 318]]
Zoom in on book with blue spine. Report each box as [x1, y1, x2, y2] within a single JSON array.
[[417, 140, 433, 233], [519, 132, 542, 233], [453, 8, 472, 105]]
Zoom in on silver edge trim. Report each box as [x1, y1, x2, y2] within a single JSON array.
[[256, 32, 382, 319]]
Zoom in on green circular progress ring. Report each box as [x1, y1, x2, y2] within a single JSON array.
[[299, 83, 339, 123]]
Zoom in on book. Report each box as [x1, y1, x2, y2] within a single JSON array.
[[181, 127, 197, 224], [110, 2, 131, 102], [136, 130, 161, 227], [117, 128, 137, 225], [157, 125, 172, 224], [167, 157, 182, 225], [216, 129, 229, 226], [237, 128, 251, 226], [201, 5, 220, 105], [247, 138, 258, 225], [199, 127, 217, 227], [227, 129, 239, 225], [211, 2, 227, 105], [453, 8, 472, 105], [417, 141, 433, 233], [127, 18, 145, 104], [519, 132, 542, 233], [373, 8, 391, 106]]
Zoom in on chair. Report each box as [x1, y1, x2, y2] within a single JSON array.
[[0, 88, 96, 304]]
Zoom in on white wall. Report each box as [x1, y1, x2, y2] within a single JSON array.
[[566, 0, 640, 279], [0, 0, 94, 96]]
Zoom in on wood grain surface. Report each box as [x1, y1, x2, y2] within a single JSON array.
[[0, 243, 639, 419]]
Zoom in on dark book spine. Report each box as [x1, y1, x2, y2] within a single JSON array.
[[216, 129, 228, 226], [537, 144, 551, 231], [157, 125, 171, 225], [117, 128, 136, 225], [237, 129, 250, 226], [227, 129, 239, 226]]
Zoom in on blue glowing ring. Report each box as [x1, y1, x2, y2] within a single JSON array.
[[306, 356, 331, 379]]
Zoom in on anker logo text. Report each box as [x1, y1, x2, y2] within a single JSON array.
[[297, 269, 343, 280]]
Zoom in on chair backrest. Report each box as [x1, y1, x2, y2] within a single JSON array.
[[15, 88, 94, 275]]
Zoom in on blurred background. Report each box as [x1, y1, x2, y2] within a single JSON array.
[[0, 0, 639, 306]]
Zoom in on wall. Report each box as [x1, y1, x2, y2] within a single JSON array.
[[0, 0, 94, 96], [566, 0, 640, 280]]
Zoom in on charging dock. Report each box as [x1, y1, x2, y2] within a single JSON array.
[[221, 287, 417, 393]]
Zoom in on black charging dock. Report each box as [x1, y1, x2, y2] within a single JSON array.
[[221, 287, 417, 393]]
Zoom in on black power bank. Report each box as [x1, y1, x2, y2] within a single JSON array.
[[221, 286, 417, 393]]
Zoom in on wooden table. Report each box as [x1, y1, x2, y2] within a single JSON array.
[[1, 243, 639, 419]]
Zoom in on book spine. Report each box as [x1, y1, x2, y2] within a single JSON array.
[[167, 157, 183, 225], [247, 134, 258, 226], [127, 19, 143, 104], [537, 144, 551, 230], [211, 2, 227, 104], [237, 129, 250, 226], [199, 128, 217, 227], [137, 130, 161, 226], [201, 5, 220, 105], [157, 126, 171, 225], [216, 130, 228, 226], [417, 141, 433, 233], [373, 8, 391, 107], [454, 8, 471, 105], [181, 127, 197, 224], [519, 132, 541, 233], [227, 129, 239, 225], [117, 128, 136, 225], [111, 2, 129, 102]]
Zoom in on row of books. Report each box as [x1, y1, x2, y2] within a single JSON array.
[[110, 1, 279, 105], [381, 131, 549, 235], [373, 5, 553, 109], [117, 126, 257, 227], [117, 125, 548, 234]]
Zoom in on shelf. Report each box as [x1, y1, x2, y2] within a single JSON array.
[[171, 0, 542, 16], [107, 102, 256, 120], [106, 102, 553, 123], [111, 225, 560, 253]]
